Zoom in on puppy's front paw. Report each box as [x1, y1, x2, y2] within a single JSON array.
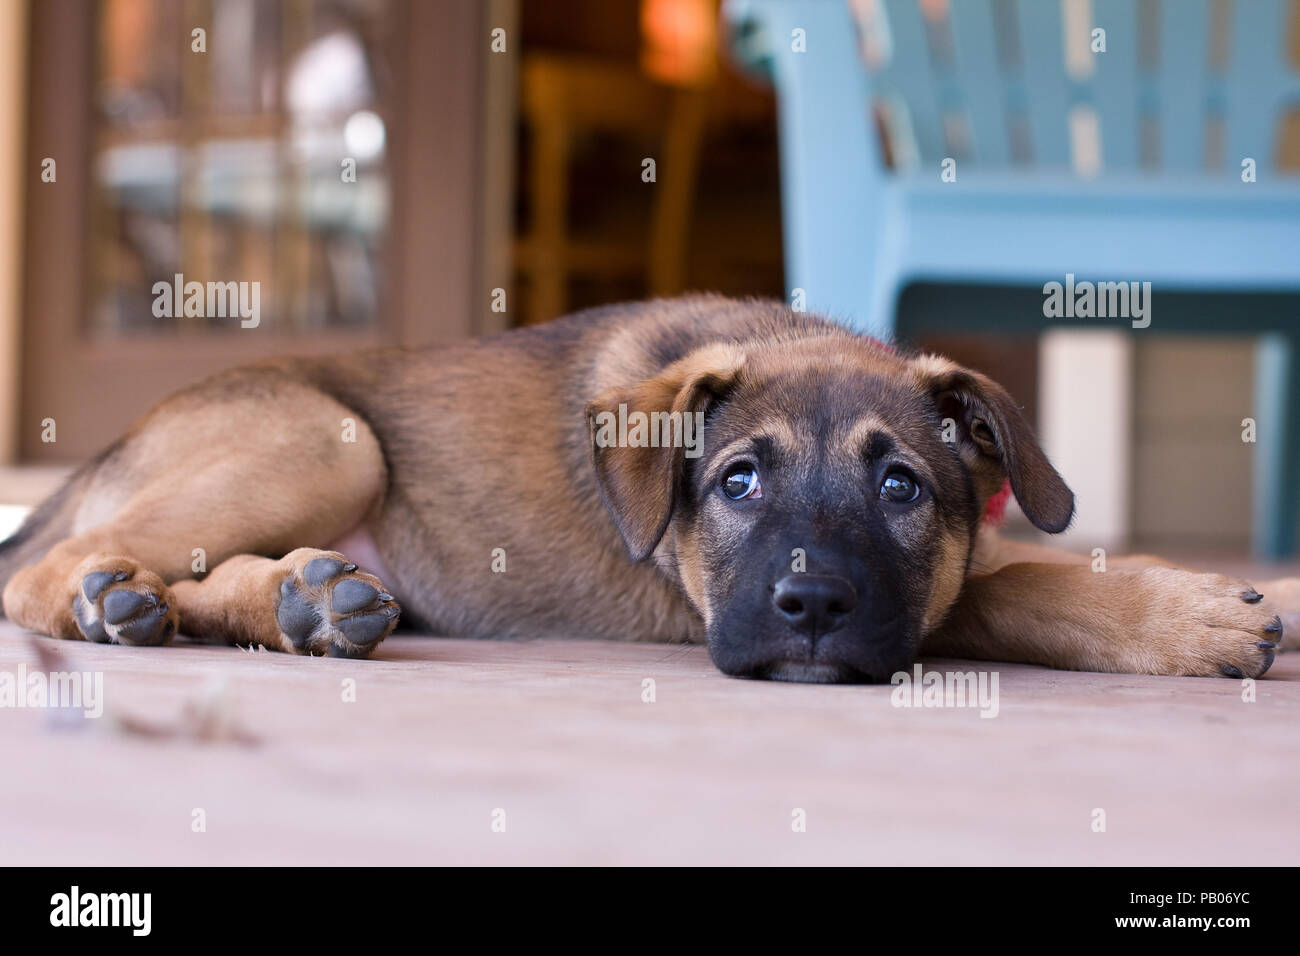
[[1136, 568, 1279, 678], [274, 549, 400, 658]]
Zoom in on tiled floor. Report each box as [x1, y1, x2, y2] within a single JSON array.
[[0, 623, 1295, 865]]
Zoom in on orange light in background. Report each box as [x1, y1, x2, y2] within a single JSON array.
[[918, 0, 949, 23], [640, 0, 718, 87], [101, 0, 156, 89]]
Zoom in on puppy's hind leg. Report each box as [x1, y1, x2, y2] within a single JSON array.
[[172, 549, 399, 658], [2, 373, 391, 652], [4, 545, 179, 646]]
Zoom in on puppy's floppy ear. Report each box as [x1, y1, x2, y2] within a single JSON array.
[[915, 357, 1075, 533], [587, 343, 745, 561]]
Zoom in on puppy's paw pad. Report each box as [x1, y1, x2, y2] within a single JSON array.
[[276, 577, 323, 646], [275, 549, 399, 659], [304, 556, 349, 589], [71, 559, 177, 647], [331, 579, 378, 615]]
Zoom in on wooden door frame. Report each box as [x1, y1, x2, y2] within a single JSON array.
[[19, 0, 506, 462], [0, 0, 29, 465]]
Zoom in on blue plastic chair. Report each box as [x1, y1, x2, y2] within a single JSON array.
[[724, 0, 1300, 558]]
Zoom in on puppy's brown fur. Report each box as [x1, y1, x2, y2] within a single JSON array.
[[0, 296, 1290, 678]]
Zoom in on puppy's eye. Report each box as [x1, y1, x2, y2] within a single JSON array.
[[722, 464, 762, 500], [880, 470, 919, 503]]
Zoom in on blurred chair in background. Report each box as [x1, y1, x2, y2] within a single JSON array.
[[516, 53, 711, 324], [725, 0, 1300, 558], [516, 0, 720, 324]]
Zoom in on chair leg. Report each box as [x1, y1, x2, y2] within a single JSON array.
[[1252, 334, 1300, 560], [648, 88, 709, 297], [756, 0, 890, 337]]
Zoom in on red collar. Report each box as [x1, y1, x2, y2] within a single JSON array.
[[982, 480, 1012, 528]]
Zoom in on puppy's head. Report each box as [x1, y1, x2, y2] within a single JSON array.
[[588, 331, 1073, 683]]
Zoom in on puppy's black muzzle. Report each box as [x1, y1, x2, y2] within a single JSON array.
[[708, 546, 917, 683]]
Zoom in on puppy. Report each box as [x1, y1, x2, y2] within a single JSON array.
[[0, 295, 1288, 681]]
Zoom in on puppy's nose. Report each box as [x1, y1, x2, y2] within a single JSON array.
[[772, 574, 857, 636]]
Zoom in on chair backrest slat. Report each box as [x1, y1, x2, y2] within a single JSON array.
[[880, 0, 947, 168], [854, 0, 1298, 177], [1158, 0, 1214, 172], [1014, 0, 1072, 167], [1092, 0, 1142, 169], [947, 0, 1012, 166], [1225, 0, 1291, 174]]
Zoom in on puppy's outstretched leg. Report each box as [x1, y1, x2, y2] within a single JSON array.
[[925, 561, 1280, 678], [965, 527, 1298, 659]]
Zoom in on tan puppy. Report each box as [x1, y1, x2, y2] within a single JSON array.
[[0, 296, 1289, 681]]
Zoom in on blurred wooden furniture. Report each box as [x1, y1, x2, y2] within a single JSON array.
[[516, 54, 710, 324]]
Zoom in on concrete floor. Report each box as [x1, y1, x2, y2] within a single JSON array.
[[1, 620, 1296, 866]]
